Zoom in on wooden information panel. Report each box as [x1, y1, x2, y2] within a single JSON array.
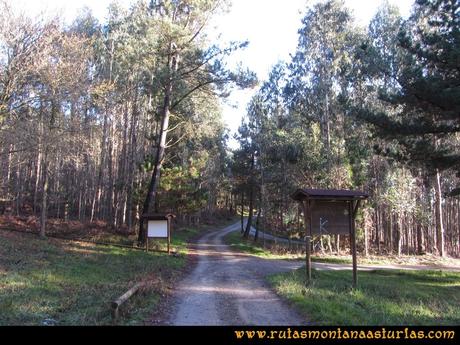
[[310, 201, 350, 235], [147, 220, 168, 238]]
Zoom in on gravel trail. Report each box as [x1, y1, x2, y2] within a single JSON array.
[[166, 221, 304, 325]]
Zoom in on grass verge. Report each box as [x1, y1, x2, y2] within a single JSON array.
[[224, 230, 460, 268], [309, 253, 460, 267], [269, 267, 460, 325], [0, 216, 237, 325], [224, 231, 303, 260], [0, 231, 185, 325]]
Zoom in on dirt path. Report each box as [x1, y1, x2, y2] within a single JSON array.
[[165, 221, 305, 325], [163, 221, 459, 326]]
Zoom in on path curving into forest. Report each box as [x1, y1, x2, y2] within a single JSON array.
[[165, 221, 305, 325], [163, 221, 460, 325]]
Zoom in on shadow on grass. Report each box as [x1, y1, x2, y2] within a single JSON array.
[[0, 231, 185, 325]]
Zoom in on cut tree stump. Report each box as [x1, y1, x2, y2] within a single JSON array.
[[111, 282, 145, 322]]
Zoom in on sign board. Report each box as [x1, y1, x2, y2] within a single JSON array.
[[147, 220, 168, 238], [311, 201, 350, 235]]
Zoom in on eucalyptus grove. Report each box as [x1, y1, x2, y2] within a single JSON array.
[[232, 0, 459, 257]]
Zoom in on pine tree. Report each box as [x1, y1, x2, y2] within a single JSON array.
[[355, 0, 460, 177]]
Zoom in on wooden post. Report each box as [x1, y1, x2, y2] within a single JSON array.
[[349, 201, 357, 288], [302, 200, 312, 286], [167, 218, 171, 255], [144, 218, 148, 246], [306, 235, 311, 284], [146, 236, 149, 253], [111, 282, 144, 322]]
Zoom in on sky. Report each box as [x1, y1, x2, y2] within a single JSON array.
[[207, 0, 413, 147], [12, 0, 414, 147]]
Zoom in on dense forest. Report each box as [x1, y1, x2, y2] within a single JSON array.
[[0, 0, 255, 241], [233, 0, 460, 257], [0, 0, 459, 257]]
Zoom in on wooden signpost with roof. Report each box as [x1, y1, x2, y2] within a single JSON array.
[[291, 189, 368, 288]]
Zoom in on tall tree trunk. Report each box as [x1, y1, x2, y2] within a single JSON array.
[[240, 192, 244, 233], [375, 207, 381, 254], [324, 92, 331, 152], [243, 185, 254, 238], [405, 214, 410, 254], [327, 235, 333, 255], [243, 151, 255, 238], [229, 193, 233, 213], [254, 205, 261, 242], [260, 151, 266, 244], [319, 235, 325, 254], [126, 93, 139, 231], [364, 217, 369, 257], [34, 103, 44, 213], [40, 151, 48, 238], [91, 40, 114, 223], [91, 109, 108, 222], [416, 221, 424, 255], [457, 199, 460, 256], [138, 95, 171, 243], [6, 143, 13, 196], [138, 44, 178, 244], [33, 145, 41, 213], [107, 117, 114, 222], [397, 215, 402, 256], [388, 209, 393, 254], [14, 153, 21, 216], [434, 170, 445, 257]]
